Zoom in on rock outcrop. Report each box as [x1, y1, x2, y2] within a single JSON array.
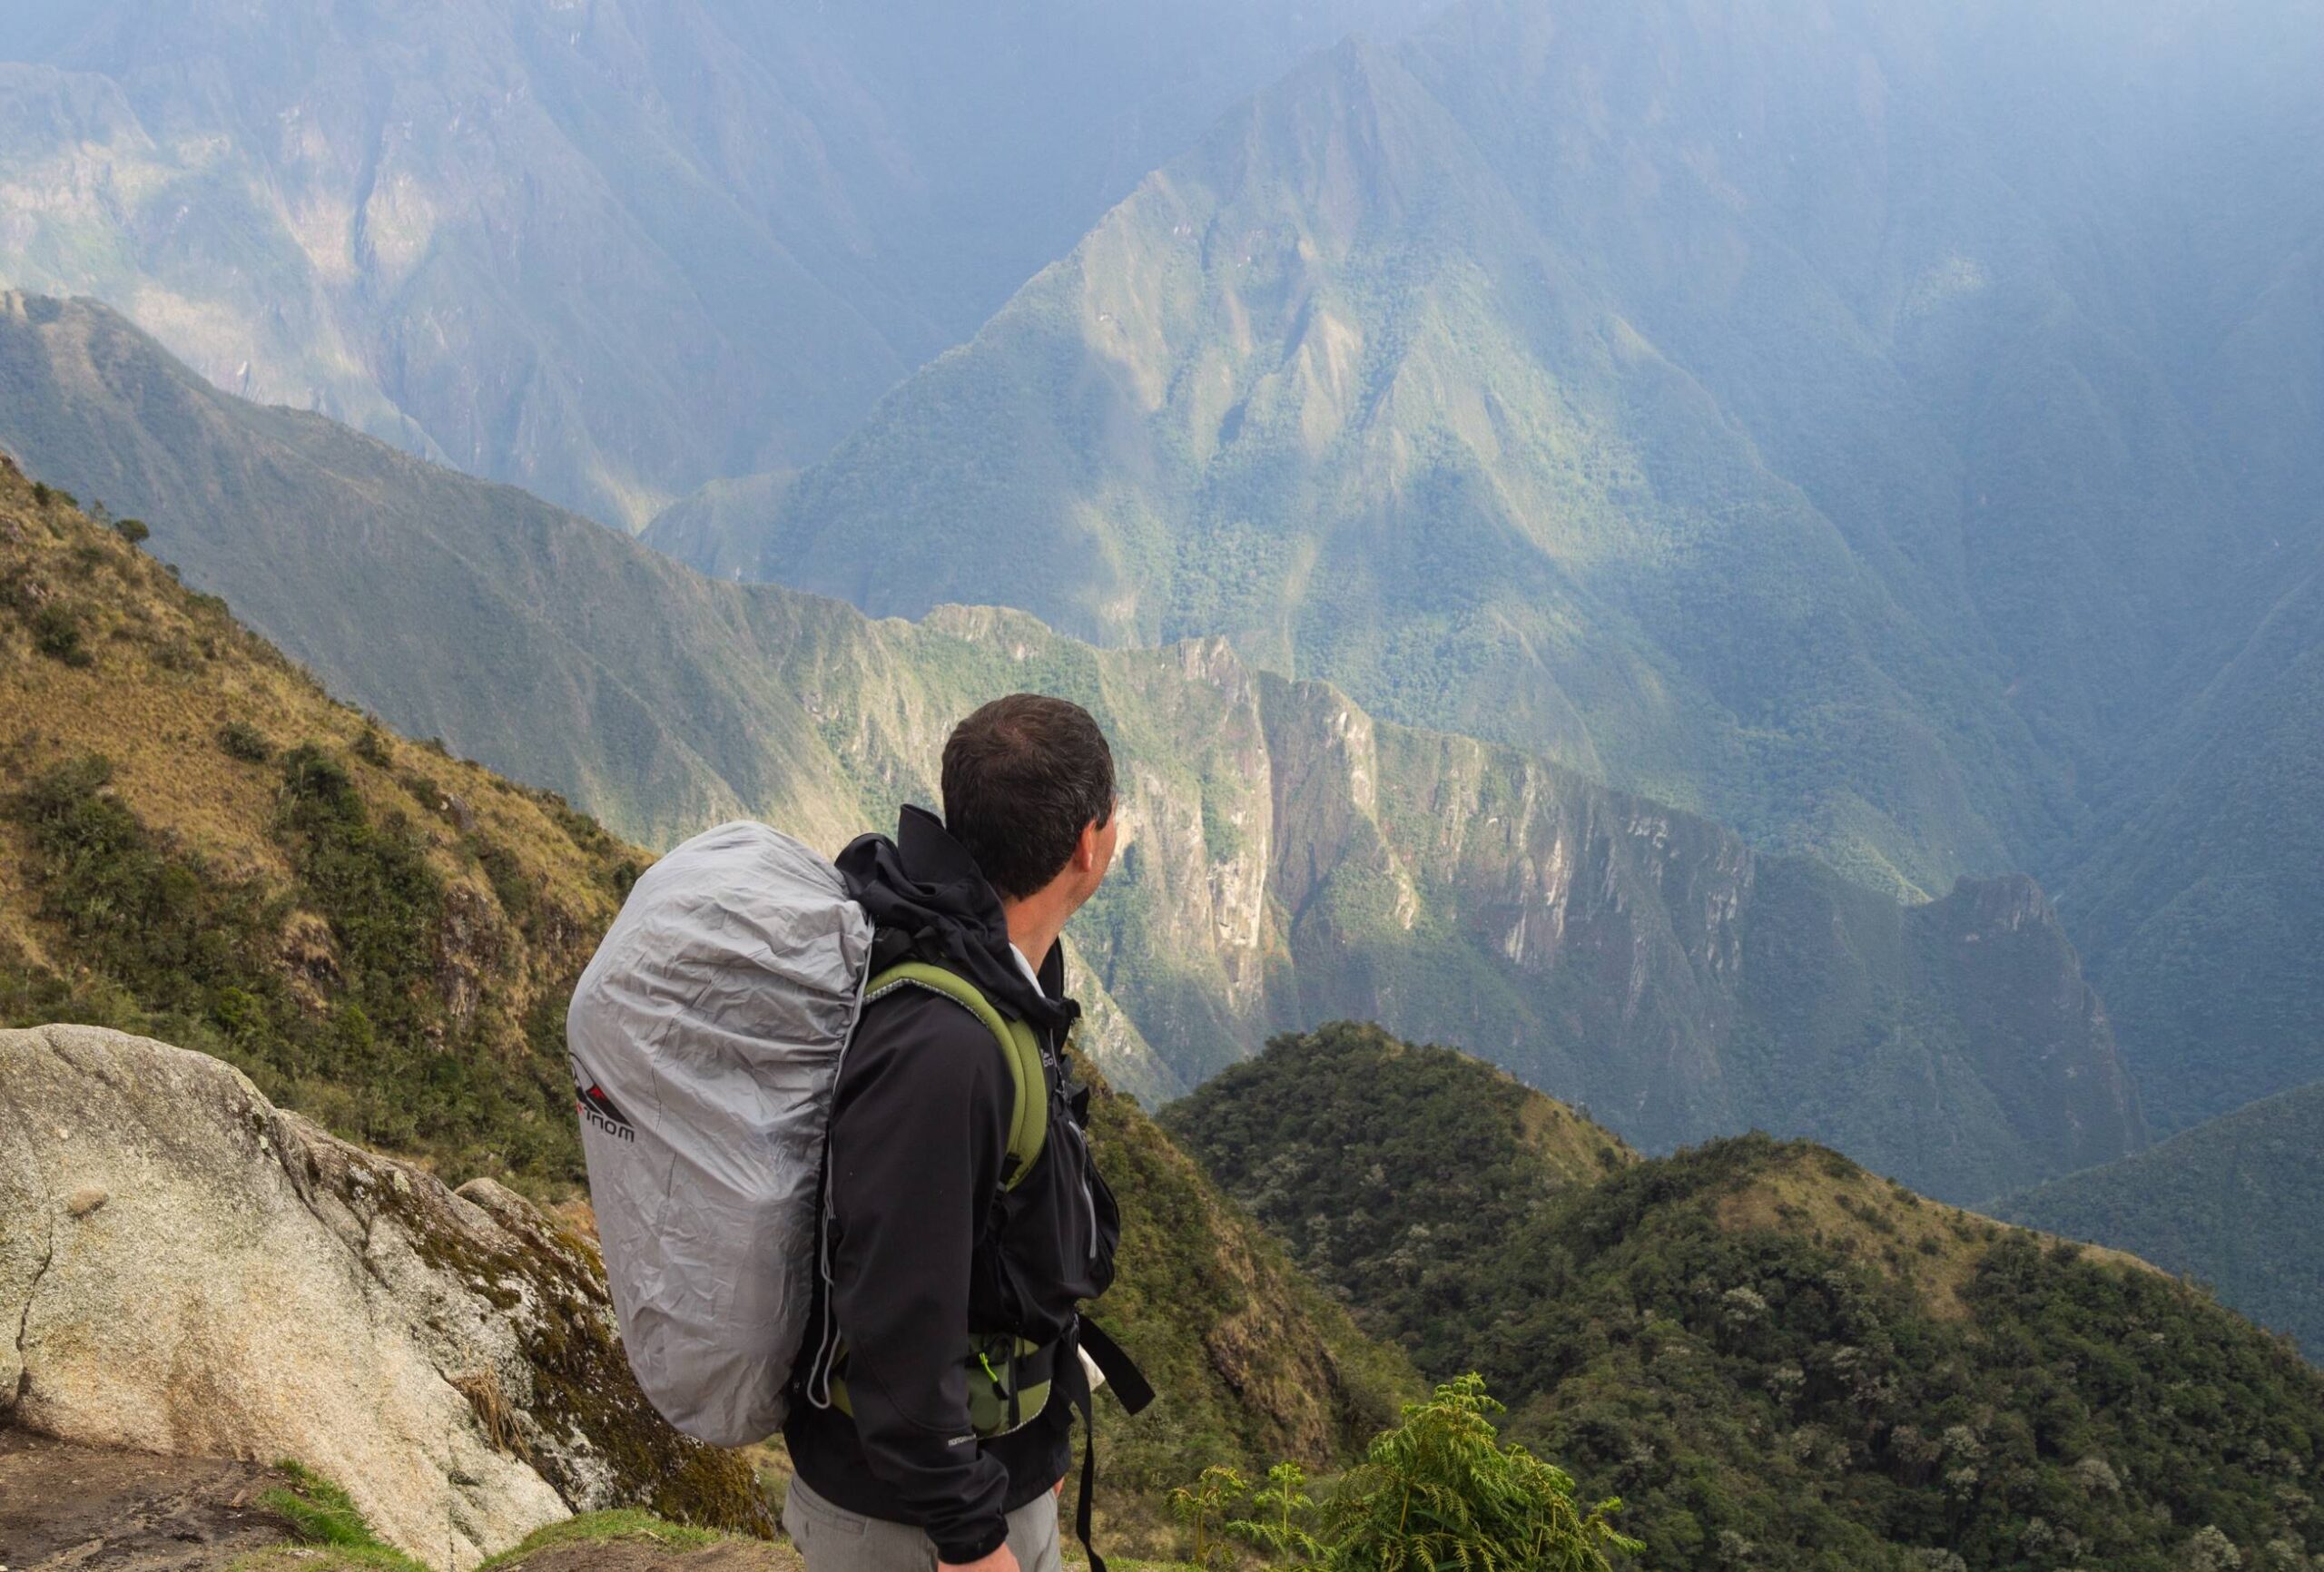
[[0, 1025, 768, 1570]]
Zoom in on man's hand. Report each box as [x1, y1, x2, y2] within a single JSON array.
[[940, 1547, 1019, 1572]]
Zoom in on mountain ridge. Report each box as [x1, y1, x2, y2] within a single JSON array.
[[0, 290, 2144, 1201], [1167, 1025, 2324, 1570], [1996, 1077, 2324, 1361], [0, 0, 1444, 528]]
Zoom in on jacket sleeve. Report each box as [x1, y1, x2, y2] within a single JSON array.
[[826, 987, 1015, 1561]]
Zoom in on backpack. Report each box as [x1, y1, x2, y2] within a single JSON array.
[[565, 820, 1047, 1448]]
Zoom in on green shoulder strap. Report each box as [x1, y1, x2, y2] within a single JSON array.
[[863, 961, 1049, 1188]]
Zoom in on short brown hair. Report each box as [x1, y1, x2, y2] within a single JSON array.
[[941, 694, 1116, 901]]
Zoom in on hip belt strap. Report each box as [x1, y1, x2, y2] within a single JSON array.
[[1060, 1316, 1154, 1572]]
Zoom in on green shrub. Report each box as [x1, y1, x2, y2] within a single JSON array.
[[220, 720, 273, 762], [1169, 1465, 1248, 1569], [113, 516, 151, 545], [30, 602, 92, 666], [1226, 1462, 1325, 1564], [353, 724, 392, 767]]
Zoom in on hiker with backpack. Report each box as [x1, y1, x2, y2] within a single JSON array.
[[570, 694, 1148, 1572]]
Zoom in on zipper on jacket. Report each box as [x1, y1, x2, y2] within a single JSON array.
[[1066, 1115, 1098, 1262]]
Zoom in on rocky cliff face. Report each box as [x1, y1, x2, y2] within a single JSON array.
[[1232, 675, 2142, 1201], [798, 624, 2142, 1200], [0, 1025, 767, 1569]]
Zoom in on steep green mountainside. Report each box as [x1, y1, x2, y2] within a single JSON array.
[[0, 292, 2145, 1201], [1170, 1027, 2324, 1571], [1994, 1080, 2324, 1361], [0, 0, 1439, 528], [2058, 545, 2324, 1130], [1158, 1023, 1638, 1377], [0, 462, 1417, 1520]]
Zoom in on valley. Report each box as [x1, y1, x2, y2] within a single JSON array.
[[3, 1, 2321, 1564], [0, 293, 2142, 1204]]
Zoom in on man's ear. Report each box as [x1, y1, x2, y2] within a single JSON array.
[[1074, 819, 1101, 871]]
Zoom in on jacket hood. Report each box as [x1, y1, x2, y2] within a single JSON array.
[[835, 805, 1079, 1036]]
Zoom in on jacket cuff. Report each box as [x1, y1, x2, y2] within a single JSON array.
[[935, 1520, 1010, 1566]]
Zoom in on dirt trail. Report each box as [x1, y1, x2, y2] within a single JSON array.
[[0, 1424, 294, 1569], [493, 1543, 802, 1572], [0, 1422, 808, 1572]]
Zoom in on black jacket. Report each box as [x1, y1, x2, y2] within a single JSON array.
[[784, 806, 1119, 1560]]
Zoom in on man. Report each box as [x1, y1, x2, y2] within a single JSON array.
[[783, 694, 1127, 1572]]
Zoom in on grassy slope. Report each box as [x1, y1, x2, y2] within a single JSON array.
[[0, 463, 1415, 1527], [0, 456, 639, 1186], [1994, 1078, 2324, 1361], [1170, 1027, 2324, 1571]]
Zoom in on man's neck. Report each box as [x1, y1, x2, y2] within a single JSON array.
[[1002, 896, 1068, 978]]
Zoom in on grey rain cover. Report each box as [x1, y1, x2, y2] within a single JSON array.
[[566, 820, 872, 1446]]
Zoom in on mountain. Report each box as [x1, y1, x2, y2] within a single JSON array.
[[1994, 1079, 2324, 1361], [704, 0, 2324, 1125], [0, 0, 1440, 529], [0, 290, 2144, 1194], [0, 293, 2149, 1201], [743, 28, 2043, 899], [1168, 1026, 2324, 1570], [0, 458, 1418, 1533], [717, 0, 2312, 888]]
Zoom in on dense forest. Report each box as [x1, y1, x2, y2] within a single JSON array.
[[1169, 1025, 2324, 1570], [1998, 1079, 2324, 1361]]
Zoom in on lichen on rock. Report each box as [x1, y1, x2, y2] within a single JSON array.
[[0, 1024, 769, 1569]]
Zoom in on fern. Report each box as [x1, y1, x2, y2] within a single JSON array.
[[1227, 1460, 1326, 1565], [1170, 1464, 1250, 1568], [1318, 1376, 1638, 1572]]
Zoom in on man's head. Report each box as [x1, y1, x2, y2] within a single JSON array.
[[941, 693, 1118, 909]]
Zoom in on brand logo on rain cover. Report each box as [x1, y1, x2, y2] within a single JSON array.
[[570, 1056, 636, 1143]]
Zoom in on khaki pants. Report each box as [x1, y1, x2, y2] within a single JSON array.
[[783, 1475, 1065, 1572]]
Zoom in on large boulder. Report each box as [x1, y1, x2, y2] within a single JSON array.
[[0, 1025, 769, 1568]]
